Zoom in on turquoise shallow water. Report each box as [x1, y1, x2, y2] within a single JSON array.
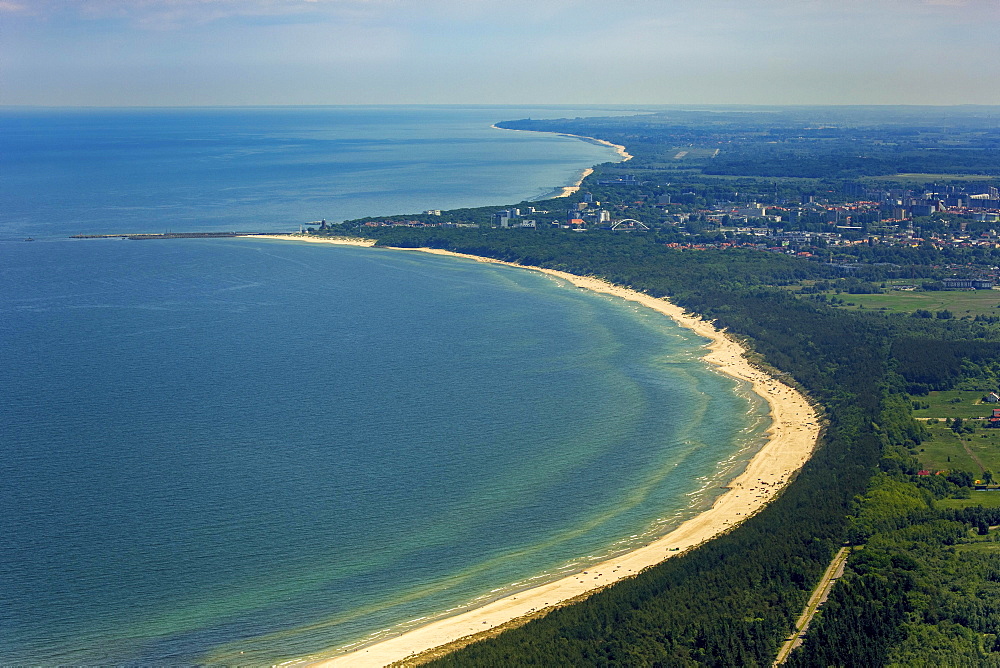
[[0, 107, 769, 665]]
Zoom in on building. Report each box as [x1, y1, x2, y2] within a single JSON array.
[[492, 209, 519, 228], [771, 230, 812, 245], [597, 174, 640, 186], [942, 278, 994, 290], [738, 203, 768, 218]]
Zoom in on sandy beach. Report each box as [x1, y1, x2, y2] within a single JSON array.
[[245, 236, 821, 668], [489, 124, 633, 198], [555, 132, 634, 163], [554, 167, 594, 198], [490, 124, 633, 164]]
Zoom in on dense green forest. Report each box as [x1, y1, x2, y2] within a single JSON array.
[[496, 107, 1000, 180], [317, 108, 1000, 665]]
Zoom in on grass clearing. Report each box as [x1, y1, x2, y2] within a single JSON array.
[[676, 147, 725, 160], [917, 425, 982, 472], [821, 289, 1000, 317], [912, 390, 998, 419], [916, 424, 1000, 473], [955, 537, 1000, 553], [913, 390, 1000, 474], [937, 492, 1000, 511]]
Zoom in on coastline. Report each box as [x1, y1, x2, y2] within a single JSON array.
[[244, 235, 822, 668], [554, 167, 594, 198], [489, 124, 633, 198]]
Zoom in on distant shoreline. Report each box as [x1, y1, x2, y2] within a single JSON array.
[[242, 235, 821, 668], [489, 124, 633, 198]]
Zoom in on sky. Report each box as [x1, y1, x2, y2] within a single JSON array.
[[2, 0, 999, 107]]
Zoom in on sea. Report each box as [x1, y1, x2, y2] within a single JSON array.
[[0, 106, 770, 666]]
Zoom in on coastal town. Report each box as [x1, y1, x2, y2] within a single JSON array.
[[339, 182, 1000, 247], [320, 179, 1000, 282]]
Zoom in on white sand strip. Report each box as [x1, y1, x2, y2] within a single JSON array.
[[490, 124, 633, 164], [489, 124, 632, 198], [553, 167, 595, 198]]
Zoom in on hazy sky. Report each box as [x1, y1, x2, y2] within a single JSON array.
[[3, 0, 999, 106]]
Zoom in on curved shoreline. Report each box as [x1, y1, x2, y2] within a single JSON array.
[[489, 124, 633, 198], [242, 235, 821, 668]]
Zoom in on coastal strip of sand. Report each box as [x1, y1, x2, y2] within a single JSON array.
[[556, 132, 633, 163], [242, 235, 820, 668], [553, 167, 594, 198], [490, 124, 633, 164], [489, 124, 632, 198]]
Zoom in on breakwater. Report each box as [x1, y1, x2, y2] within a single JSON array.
[[71, 232, 294, 240]]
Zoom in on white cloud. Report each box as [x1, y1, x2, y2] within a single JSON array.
[[6, 0, 394, 28], [0, 1, 28, 11], [4, 0, 999, 105]]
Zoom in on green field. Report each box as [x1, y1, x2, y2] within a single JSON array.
[[937, 492, 1000, 511], [916, 424, 1000, 473], [674, 147, 722, 160], [912, 390, 1000, 475], [912, 390, 999, 420], [824, 289, 1000, 317]]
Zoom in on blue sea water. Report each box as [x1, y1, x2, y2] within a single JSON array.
[[1, 105, 638, 239], [0, 107, 769, 665]]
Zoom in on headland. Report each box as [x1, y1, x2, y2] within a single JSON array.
[[243, 235, 821, 668], [489, 124, 633, 198]]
